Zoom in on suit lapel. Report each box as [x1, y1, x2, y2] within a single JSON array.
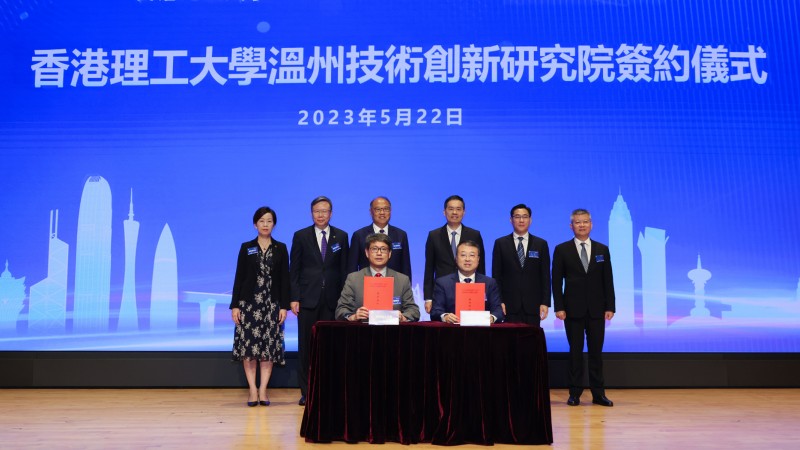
[[506, 234, 523, 270], [569, 241, 585, 272], [308, 227, 323, 263], [441, 226, 455, 262], [587, 239, 597, 272]]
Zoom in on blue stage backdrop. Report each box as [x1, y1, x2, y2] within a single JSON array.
[[1, 0, 798, 352]]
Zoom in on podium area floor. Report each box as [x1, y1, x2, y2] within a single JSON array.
[[1, 388, 798, 448]]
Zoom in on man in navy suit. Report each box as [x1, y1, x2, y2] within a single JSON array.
[[430, 240, 503, 324], [492, 204, 551, 326], [347, 196, 412, 280], [289, 196, 349, 406], [552, 208, 615, 407], [423, 195, 485, 314]]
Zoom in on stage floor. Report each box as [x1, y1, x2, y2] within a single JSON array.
[[1, 388, 798, 448]]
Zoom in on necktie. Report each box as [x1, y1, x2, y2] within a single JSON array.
[[379, 229, 385, 234], [517, 237, 525, 268], [580, 242, 589, 273], [451, 231, 457, 258], [464, 278, 472, 283], [375, 273, 382, 277], [320, 230, 328, 261]]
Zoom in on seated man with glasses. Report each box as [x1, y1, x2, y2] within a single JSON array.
[[336, 233, 420, 322]]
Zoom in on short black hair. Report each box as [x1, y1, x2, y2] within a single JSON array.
[[443, 195, 465, 210], [311, 196, 332, 210], [457, 239, 481, 257], [365, 232, 393, 250], [510, 204, 531, 217], [252, 206, 277, 225]]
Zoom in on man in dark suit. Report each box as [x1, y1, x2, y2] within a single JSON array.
[[337, 233, 419, 322], [289, 196, 349, 406], [552, 208, 615, 407], [423, 195, 485, 314], [430, 240, 504, 324], [492, 204, 551, 326], [347, 196, 412, 280]]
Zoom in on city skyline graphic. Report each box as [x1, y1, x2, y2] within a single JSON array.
[[0, 177, 798, 351]]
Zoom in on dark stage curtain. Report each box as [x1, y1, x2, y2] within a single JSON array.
[[300, 321, 553, 445]]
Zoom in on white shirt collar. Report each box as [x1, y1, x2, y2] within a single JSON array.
[[457, 271, 477, 283], [372, 223, 390, 234], [370, 266, 388, 277], [446, 224, 463, 235], [573, 237, 591, 253]]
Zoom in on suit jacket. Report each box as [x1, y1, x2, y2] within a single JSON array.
[[289, 225, 349, 310], [335, 268, 420, 322], [492, 233, 551, 315], [347, 224, 412, 281], [430, 273, 504, 323], [423, 224, 485, 299], [230, 238, 290, 310], [551, 239, 615, 319]]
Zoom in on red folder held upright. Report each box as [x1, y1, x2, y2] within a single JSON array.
[[364, 276, 394, 310], [455, 283, 485, 320]]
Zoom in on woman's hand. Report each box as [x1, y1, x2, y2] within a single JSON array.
[[279, 309, 287, 325], [231, 308, 241, 325]]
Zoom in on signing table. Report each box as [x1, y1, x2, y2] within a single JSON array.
[[300, 321, 552, 445]]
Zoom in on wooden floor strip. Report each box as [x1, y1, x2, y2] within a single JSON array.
[[1, 388, 799, 448]]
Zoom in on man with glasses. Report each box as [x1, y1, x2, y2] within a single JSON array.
[[423, 195, 485, 315], [552, 208, 616, 408], [347, 196, 412, 280], [336, 233, 419, 322], [492, 204, 551, 326], [290, 196, 349, 406]]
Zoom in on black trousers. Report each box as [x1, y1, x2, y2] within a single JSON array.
[[564, 315, 606, 398], [297, 301, 335, 397]]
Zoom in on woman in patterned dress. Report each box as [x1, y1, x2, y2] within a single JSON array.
[[230, 206, 289, 406]]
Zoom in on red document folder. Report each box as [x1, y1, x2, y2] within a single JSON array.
[[455, 283, 485, 319], [364, 276, 394, 310]]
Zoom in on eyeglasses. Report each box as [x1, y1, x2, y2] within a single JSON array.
[[372, 207, 391, 213], [312, 209, 331, 215], [572, 220, 591, 225], [512, 215, 530, 220], [369, 247, 390, 254]]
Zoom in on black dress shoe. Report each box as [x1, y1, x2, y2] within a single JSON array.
[[592, 395, 614, 407], [298, 395, 306, 406], [259, 399, 270, 406], [247, 400, 258, 407], [567, 396, 580, 406]]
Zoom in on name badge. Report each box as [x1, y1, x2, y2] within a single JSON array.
[[392, 296, 401, 305], [595, 255, 604, 263], [247, 246, 258, 255], [331, 242, 342, 253], [528, 250, 539, 259], [392, 242, 402, 250]]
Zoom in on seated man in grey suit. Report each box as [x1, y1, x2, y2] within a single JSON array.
[[336, 233, 420, 322], [430, 240, 504, 324]]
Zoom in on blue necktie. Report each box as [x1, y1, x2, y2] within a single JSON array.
[[321, 230, 328, 261], [464, 278, 472, 283], [450, 231, 457, 258], [517, 237, 525, 268]]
